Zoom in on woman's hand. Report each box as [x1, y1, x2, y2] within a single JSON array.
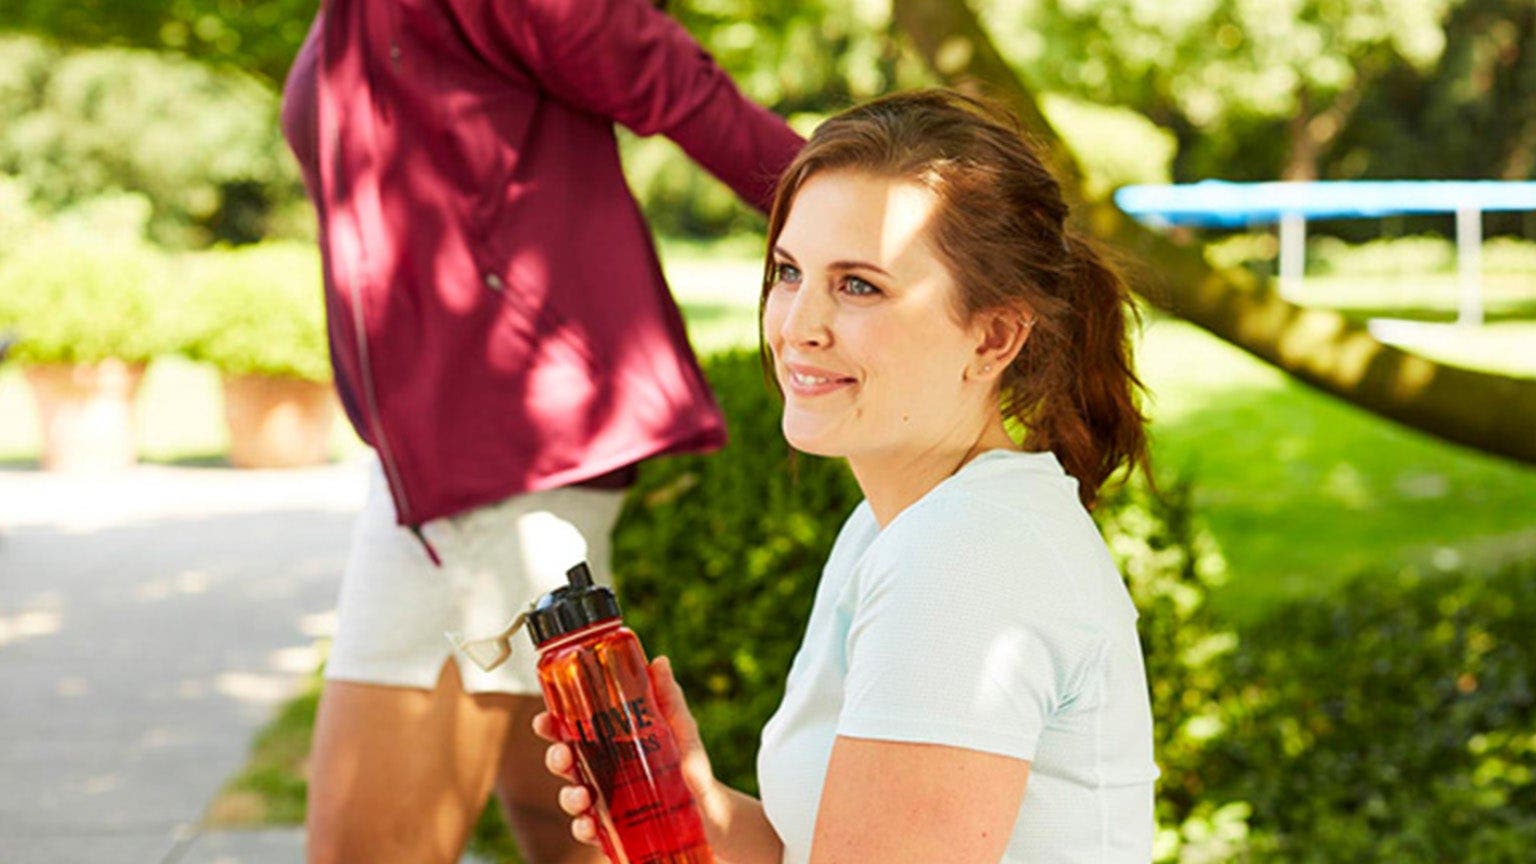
[[532, 655, 729, 849]]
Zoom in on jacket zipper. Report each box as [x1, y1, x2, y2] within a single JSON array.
[[347, 286, 440, 567], [324, 5, 440, 568]]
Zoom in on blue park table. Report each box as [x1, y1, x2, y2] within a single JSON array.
[[1114, 180, 1536, 326]]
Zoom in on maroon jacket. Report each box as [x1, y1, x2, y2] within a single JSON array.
[[282, 0, 802, 528]]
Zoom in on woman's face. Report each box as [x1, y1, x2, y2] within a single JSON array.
[[763, 169, 996, 465]]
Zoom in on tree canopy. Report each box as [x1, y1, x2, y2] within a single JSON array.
[[0, 0, 1532, 460]]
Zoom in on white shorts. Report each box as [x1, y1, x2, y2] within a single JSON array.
[[324, 459, 626, 695]]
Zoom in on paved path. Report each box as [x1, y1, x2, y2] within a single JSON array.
[[0, 460, 485, 862]]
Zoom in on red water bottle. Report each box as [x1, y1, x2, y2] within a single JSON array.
[[527, 563, 714, 864]]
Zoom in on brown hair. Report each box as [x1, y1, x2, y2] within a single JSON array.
[[761, 89, 1149, 508]]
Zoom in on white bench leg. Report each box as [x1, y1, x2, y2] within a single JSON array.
[[1456, 206, 1483, 327], [1279, 212, 1306, 301]]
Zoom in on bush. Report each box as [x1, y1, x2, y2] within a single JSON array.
[[1483, 237, 1536, 274], [1309, 235, 1458, 277], [1099, 478, 1248, 863], [177, 241, 329, 381], [0, 33, 306, 247], [0, 194, 174, 365], [0, 174, 44, 260], [1204, 561, 1536, 862]]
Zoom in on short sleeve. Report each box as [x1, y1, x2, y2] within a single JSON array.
[[836, 501, 1108, 761]]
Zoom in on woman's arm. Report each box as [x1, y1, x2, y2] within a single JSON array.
[[810, 737, 1030, 864], [536, 656, 785, 864]]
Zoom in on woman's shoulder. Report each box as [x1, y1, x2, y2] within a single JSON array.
[[882, 451, 1099, 559], [862, 452, 1131, 629]]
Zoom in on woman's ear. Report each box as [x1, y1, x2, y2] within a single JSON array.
[[967, 310, 1033, 381]]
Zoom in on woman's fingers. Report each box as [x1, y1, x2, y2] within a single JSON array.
[[558, 784, 592, 817], [531, 710, 559, 743], [649, 656, 699, 741], [530, 712, 601, 849], [571, 814, 600, 845], [543, 740, 578, 782]]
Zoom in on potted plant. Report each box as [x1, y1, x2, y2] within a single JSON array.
[[180, 241, 336, 468], [0, 228, 171, 471]]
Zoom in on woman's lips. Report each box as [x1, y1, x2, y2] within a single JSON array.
[[782, 363, 856, 397]]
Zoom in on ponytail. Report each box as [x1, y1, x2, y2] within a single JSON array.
[[1005, 232, 1148, 509]]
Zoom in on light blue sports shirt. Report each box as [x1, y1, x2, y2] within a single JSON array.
[[757, 450, 1158, 863]]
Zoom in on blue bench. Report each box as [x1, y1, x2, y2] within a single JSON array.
[[1114, 180, 1536, 326]]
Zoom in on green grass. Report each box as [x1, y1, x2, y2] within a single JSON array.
[[1134, 311, 1536, 620], [204, 678, 320, 827]]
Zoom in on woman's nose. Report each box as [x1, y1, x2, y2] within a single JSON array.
[[775, 286, 832, 348]]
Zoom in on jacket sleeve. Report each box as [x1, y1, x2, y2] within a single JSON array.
[[466, 0, 803, 214]]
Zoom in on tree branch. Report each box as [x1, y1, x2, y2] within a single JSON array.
[[892, 0, 1536, 465]]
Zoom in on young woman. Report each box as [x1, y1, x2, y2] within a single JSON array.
[[538, 89, 1158, 863]]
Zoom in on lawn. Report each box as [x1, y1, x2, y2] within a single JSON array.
[[1136, 311, 1536, 620]]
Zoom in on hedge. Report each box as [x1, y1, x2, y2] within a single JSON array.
[[0, 196, 174, 365], [1202, 561, 1536, 862], [178, 241, 329, 381]]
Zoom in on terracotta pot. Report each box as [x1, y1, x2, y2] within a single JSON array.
[[221, 374, 337, 469], [24, 359, 147, 472]]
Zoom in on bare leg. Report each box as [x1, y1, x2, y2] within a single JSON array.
[[494, 695, 608, 864], [306, 662, 517, 864]]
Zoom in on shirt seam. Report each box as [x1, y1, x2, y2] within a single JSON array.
[[835, 713, 1043, 762]]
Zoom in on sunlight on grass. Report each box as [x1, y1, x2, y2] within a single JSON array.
[[1134, 317, 1536, 620], [1368, 320, 1536, 377]]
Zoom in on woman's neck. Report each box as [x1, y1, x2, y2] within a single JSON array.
[[850, 417, 1018, 528]]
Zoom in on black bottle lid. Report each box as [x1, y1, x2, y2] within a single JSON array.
[[527, 562, 622, 647]]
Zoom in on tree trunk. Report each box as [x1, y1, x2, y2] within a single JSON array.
[[1281, 91, 1320, 182], [892, 0, 1536, 465]]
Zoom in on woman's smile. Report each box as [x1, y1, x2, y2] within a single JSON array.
[[781, 362, 858, 397]]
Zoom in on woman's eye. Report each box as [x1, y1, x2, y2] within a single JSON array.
[[842, 276, 881, 297], [773, 262, 802, 285]]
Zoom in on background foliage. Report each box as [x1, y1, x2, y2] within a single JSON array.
[[0, 194, 175, 365], [1202, 561, 1536, 862], [3, 0, 1531, 246], [177, 241, 330, 381], [0, 32, 305, 248]]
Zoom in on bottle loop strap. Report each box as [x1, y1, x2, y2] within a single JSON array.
[[445, 606, 533, 672]]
